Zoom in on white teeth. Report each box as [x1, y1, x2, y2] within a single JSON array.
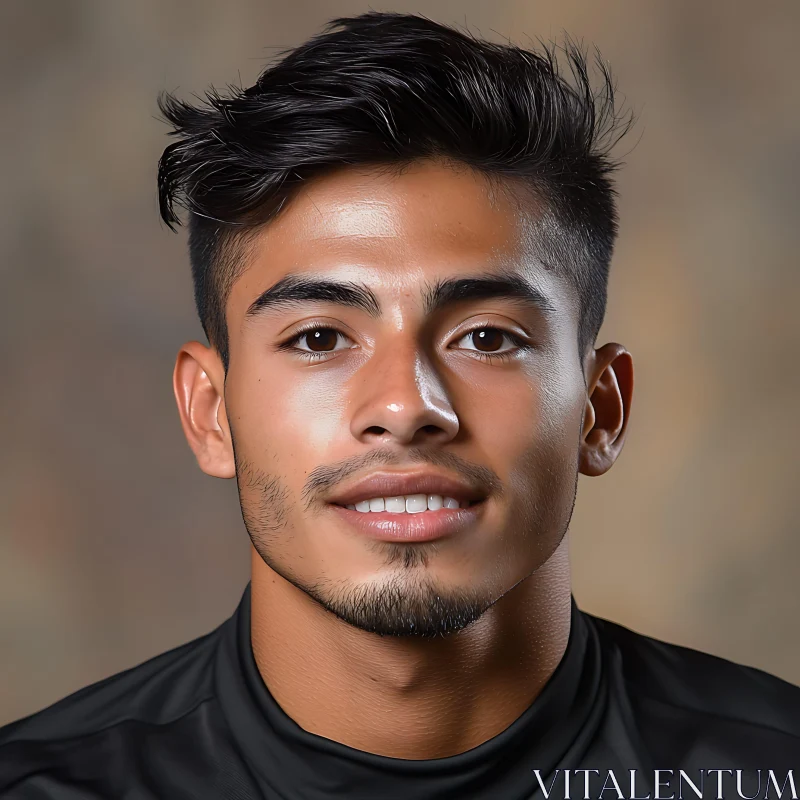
[[405, 494, 427, 514], [427, 494, 443, 511], [343, 494, 462, 512], [385, 496, 406, 513]]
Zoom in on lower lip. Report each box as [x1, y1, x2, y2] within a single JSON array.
[[330, 503, 483, 542]]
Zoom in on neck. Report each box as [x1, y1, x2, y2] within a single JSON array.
[[249, 536, 572, 760]]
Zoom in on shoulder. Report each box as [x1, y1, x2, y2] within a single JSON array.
[[586, 610, 800, 754], [0, 625, 221, 745], [0, 623, 224, 795]]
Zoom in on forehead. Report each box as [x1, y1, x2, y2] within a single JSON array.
[[229, 160, 575, 310]]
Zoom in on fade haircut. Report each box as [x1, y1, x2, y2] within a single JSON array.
[[157, 11, 632, 372]]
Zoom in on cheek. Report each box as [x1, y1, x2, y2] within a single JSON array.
[[229, 355, 351, 470], [459, 358, 584, 471]]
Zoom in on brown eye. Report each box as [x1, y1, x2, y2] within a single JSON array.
[[453, 326, 526, 358], [303, 328, 339, 351], [470, 328, 505, 352]]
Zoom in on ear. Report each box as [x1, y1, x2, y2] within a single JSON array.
[[579, 342, 634, 477], [172, 341, 236, 479]]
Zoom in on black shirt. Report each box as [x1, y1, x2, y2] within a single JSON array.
[[1, 585, 799, 799]]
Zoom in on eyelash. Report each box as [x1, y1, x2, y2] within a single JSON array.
[[275, 322, 350, 361], [276, 324, 531, 362]]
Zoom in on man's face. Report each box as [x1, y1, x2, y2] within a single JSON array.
[[222, 161, 588, 637]]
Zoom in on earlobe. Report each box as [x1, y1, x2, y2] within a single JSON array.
[[578, 343, 634, 477], [172, 341, 236, 479]]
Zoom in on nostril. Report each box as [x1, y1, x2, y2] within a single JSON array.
[[364, 426, 388, 436], [420, 424, 444, 436]]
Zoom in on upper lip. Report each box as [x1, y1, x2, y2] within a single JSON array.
[[328, 470, 488, 507]]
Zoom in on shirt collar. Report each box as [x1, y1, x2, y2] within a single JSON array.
[[215, 583, 603, 799]]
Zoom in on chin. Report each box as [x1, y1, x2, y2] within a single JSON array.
[[309, 570, 495, 638]]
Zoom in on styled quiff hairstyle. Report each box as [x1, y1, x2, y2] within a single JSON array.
[[157, 11, 632, 371]]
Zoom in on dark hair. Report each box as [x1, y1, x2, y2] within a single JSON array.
[[157, 11, 632, 371]]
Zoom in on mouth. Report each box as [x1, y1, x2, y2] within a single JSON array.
[[337, 493, 481, 514], [328, 469, 486, 508], [330, 499, 484, 543], [327, 471, 487, 542]]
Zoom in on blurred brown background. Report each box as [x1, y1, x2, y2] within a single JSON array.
[[1, 0, 798, 726]]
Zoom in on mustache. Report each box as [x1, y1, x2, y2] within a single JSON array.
[[301, 447, 503, 508]]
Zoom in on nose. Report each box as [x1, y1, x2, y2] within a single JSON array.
[[349, 340, 459, 446]]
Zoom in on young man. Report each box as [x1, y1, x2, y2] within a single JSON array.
[[2, 12, 798, 800]]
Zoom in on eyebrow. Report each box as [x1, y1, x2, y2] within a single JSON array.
[[245, 275, 381, 318], [422, 274, 556, 315], [245, 272, 555, 320]]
